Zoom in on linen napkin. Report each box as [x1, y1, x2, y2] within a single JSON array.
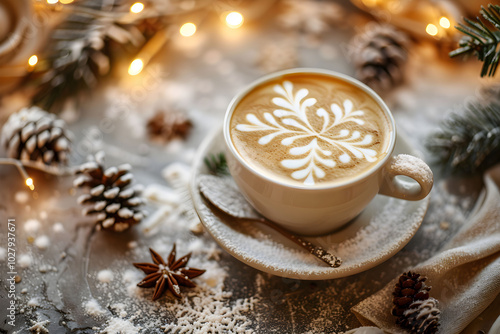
[[351, 166, 500, 334]]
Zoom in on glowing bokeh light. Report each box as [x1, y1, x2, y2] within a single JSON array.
[[128, 59, 144, 75], [130, 2, 144, 13], [439, 17, 451, 29], [225, 11, 244, 29], [426, 23, 438, 36], [28, 55, 38, 67], [26, 178, 34, 190], [180, 23, 197, 37]]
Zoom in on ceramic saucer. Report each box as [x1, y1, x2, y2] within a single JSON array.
[[190, 129, 430, 280]]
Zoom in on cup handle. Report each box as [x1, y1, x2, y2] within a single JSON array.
[[379, 154, 434, 201]]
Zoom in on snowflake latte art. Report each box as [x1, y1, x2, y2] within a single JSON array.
[[230, 73, 391, 186]]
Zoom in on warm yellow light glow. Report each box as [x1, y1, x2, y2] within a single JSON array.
[[28, 55, 38, 67], [59, 0, 74, 4], [180, 23, 197, 37], [426, 23, 439, 36], [128, 59, 144, 76], [47, 0, 58, 4], [225, 11, 244, 29], [439, 17, 451, 29], [361, 0, 378, 7], [130, 2, 144, 13], [26, 178, 34, 191]]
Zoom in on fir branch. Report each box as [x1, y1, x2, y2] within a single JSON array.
[[31, 0, 144, 111], [204, 153, 229, 176], [427, 87, 500, 174], [450, 4, 500, 77]]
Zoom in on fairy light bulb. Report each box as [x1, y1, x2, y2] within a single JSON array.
[[439, 17, 451, 29], [26, 178, 34, 191], [426, 23, 439, 36], [130, 2, 144, 13], [47, 0, 58, 4], [225, 11, 244, 29], [180, 23, 197, 37], [28, 55, 38, 67], [128, 59, 144, 75]]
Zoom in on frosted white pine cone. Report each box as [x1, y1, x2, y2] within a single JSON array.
[[1, 106, 71, 165]]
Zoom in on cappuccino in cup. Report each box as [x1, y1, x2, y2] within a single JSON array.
[[224, 69, 433, 235], [229, 73, 392, 186]]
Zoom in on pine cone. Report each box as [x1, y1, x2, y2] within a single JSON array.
[[74, 152, 146, 232], [1, 106, 71, 165], [403, 298, 440, 334], [349, 23, 410, 92], [392, 272, 440, 334], [147, 111, 192, 143]]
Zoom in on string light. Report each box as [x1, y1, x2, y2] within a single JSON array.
[[130, 2, 144, 14], [426, 23, 439, 36], [180, 23, 197, 37], [28, 55, 38, 67], [225, 11, 244, 29], [439, 17, 451, 29], [128, 59, 144, 75], [26, 178, 35, 191], [0, 159, 35, 191]]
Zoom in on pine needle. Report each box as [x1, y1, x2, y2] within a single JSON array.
[[450, 4, 500, 77], [426, 85, 500, 174], [204, 153, 229, 176]]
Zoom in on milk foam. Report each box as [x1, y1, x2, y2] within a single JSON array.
[[230, 73, 391, 186]]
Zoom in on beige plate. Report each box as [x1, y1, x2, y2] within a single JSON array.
[[190, 129, 430, 280]]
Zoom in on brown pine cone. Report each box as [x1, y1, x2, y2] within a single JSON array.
[[1, 106, 71, 165], [349, 23, 410, 92], [392, 271, 441, 334], [74, 151, 146, 232]]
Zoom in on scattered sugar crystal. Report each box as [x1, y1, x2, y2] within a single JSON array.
[[102, 317, 140, 334], [84, 298, 106, 317], [15, 191, 30, 204], [21, 288, 28, 294], [35, 235, 50, 250], [53, 222, 64, 233], [27, 298, 40, 307], [110, 303, 128, 318], [24, 219, 40, 235], [127, 241, 138, 249], [122, 269, 141, 284], [19, 254, 32, 268], [97, 269, 114, 283], [0, 247, 5, 261]]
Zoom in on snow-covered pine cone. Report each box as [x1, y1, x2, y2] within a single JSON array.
[[392, 272, 440, 334], [403, 298, 440, 334], [349, 23, 410, 92], [74, 151, 146, 232], [1, 106, 71, 165]]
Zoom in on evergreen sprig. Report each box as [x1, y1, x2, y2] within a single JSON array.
[[204, 153, 229, 176], [449, 4, 500, 77], [427, 86, 500, 174], [31, 0, 143, 111]]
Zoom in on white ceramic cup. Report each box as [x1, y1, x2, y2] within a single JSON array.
[[223, 68, 433, 236]]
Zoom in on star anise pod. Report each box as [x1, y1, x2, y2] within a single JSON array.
[[133, 244, 205, 300]]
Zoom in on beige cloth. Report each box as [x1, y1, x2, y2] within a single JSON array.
[[352, 166, 500, 334]]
